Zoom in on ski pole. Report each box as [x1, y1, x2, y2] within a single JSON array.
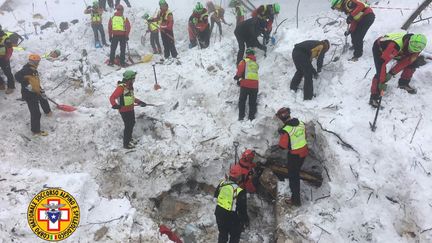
[[233, 141, 239, 164]]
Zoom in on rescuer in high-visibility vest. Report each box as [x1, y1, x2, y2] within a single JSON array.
[[369, 33, 427, 108], [188, 2, 211, 49], [84, 1, 109, 48], [290, 39, 330, 100], [252, 3, 280, 45], [214, 165, 249, 243], [108, 4, 131, 67], [143, 13, 162, 55], [0, 25, 15, 94], [109, 70, 147, 149], [276, 107, 309, 206], [234, 48, 259, 121], [156, 0, 178, 60], [228, 0, 245, 26], [331, 0, 375, 61]]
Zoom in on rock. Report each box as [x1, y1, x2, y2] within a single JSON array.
[[93, 226, 108, 241], [158, 195, 191, 220]]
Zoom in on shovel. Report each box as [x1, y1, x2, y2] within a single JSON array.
[[342, 24, 350, 54], [152, 64, 161, 90], [47, 97, 76, 112]]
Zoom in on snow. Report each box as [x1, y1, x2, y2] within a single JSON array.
[[1, 0, 432, 242]]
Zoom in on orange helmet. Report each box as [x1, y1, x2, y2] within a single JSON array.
[[276, 107, 290, 121], [240, 149, 255, 163], [116, 4, 124, 11], [229, 165, 244, 181], [28, 54, 41, 62]]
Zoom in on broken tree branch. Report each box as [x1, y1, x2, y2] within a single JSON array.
[[83, 215, 124, 226], [199, 136, 219, 145], [409, 115, 422, 144], [317, 121, 359, 154], [314, 223, 331, 235]]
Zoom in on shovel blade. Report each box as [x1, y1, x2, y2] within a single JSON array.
[[57, 104, 76, 112]]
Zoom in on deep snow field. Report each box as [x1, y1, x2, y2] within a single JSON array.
[[1, 0, 432, 242]]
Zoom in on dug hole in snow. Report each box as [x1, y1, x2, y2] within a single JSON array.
[[1, 0, 432, 242]]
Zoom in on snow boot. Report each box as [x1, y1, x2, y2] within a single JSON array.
[[369, 95, 380, 108], [285, 198, 301, 207], [398, 84, 417, 94], [95, 41, 102, 48], [33, 131, 48, 136], [0, 83, 5, 90], [124, 142, 136, 149], [5, 88, 14, 94]]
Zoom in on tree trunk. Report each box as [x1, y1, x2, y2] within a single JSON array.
[[401, 0, 432, 30]]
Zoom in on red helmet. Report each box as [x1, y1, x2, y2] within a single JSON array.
[[229, 165, 243, 181], [276, 107, 290, 121], [240, 149, 255, 162], [116, 4, 124, 11]]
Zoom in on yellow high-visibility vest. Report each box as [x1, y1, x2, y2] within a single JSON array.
[[111, 16, 126, 31], [217, 180, 243, 211], [244, 58, 259, 80], [118, 83, 134, 106], [282, 122, 307, 150]]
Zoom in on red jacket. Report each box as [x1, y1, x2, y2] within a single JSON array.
[[252, 5, 274, 33], [376, 36, 419, 83], [236, 54, 259, 89], [189, 9, 209, 32], [109, 82, 142, 112], [343, 0, 374, 32], [278, 118, 309, 158], [158, 9, 174, 32], [108, 11, 131, 38], [232, 163, 257, 193]]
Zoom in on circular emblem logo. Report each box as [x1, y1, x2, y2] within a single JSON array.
[[27, 188, 80, 241]]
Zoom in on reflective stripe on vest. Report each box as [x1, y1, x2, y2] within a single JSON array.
[[160, 10, 172, 22], [345, 0, 369, 21], [148, 20, 160, 31], [118, 83, 134, 106], [237, 6, 245, 16], [200, 12, 209, 22], [217, 180, 243, 211], [0, 37, 6, 56], [112, 16, 126, 31], [282, 122, 307, 150], [244, 58, 259, 81], [380, 33, 405, 50], [92, 13, 102, 22]]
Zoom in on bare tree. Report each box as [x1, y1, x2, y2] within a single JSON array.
[[401, 0, 432, 30]]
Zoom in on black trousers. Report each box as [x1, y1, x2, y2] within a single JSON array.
[[370, 40, 385, 97], [290, 48, 314, 100], [91, 24, 107, 45], [198, 26, 211, 49], [110, 36, 127, 65], [115, 0, 130, 7], [150, 31, 161, 53], [24, 94, 51, 133], [210, 18, 222, 37], [120, 110, 135, 146], [161, 30, 178, 58], [0, 59, 15, 89], [98, 0, 106, 10], [351, 13, 375, 58], [287, 153, 305, 205], [238, 87, 258, 120], [216, 216, 242, 243]]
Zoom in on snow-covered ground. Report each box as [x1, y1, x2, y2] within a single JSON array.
[[1, 0, 432, 242]]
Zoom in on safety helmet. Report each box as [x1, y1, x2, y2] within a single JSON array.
[[28, 54, 41, 62], [229, 165, 244, 181], [273, 3, 280, 14], [195, 2, 204, 13], [330, 0, 342, 9], [408, 34, 427, 53], [240, 149, 255, 163], [123, 70, 137, 80], [92, 0, 99, 7], [245, 48, 255, 55], [54, 49, 61, 56], [116, 4, 124, 11], [159, 0, 167, 6], [143, 13, 150, 20], [276, 107, 291, 121]]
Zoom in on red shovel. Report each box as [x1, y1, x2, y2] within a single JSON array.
[[47, 97, 76, 112], [152, 64, 161, 90]]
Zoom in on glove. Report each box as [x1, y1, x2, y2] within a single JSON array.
[[346, 16, 353, 24], [125, 37, 129, 42], [385, 73, 393, 82], [313, 73, 318, 79], [109, 37, 112, 43], [263, 33, 270, 45], [139, 102, 147, 107], [261, 45, 267, 53], [86, 6, 92, 10], [317, 68, 322, 73], [112, 104, 121, 109], [233, 75, 239, 81], [40, 90, 47, 100], [237, 80, 240, 86], [378, 83, 387, 91], [244, 220, 250, 228], [344, 31, 350, 36]]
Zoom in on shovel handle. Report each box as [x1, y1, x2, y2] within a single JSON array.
[[46, 97, 59, 106], [152, 64, 158, 85]]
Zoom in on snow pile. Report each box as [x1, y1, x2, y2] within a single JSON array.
[[0, 0, 432, 242]]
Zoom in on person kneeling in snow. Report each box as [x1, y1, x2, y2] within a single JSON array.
[[233, 149, 264, 193], [214, 165, 249, 243], [369, 33, 427, 108], [15, 54, 52, 136], [290, 39, 329, 100], [275, 107, 308, 206], [110, 70, 147, 149]]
